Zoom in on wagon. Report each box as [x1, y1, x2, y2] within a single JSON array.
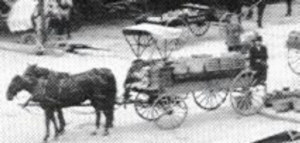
[[122, 23, 266, 129], [135, 3, 214, 38]]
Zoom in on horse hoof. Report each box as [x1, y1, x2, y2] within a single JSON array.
[[58, 129, 65, 135], [91, 131, 97, 136], [43, 138, 48, 143]]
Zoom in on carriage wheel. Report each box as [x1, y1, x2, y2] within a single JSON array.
[[229, 69, 266, 116], [153, 95, 188, 130], [193, 87, 228, 111], [134, 93, 160, 121], [166, 18, 190, 45], [188, 21, 210, 37], [287, 48, 300, 75], [20, 33, 38, 45]]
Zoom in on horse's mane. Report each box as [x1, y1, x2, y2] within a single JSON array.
[[24, 64, 69, 79]]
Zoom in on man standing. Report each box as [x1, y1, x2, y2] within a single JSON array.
[[286, 0, 292, 16], [249, 35, 268, 85], [223, 14, 244, 52]]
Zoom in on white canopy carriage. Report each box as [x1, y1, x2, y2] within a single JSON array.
[[123, 23, 185, 59], [122, 23, 266, 130]]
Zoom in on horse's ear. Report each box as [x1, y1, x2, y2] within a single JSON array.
[[13, 75, 22, 81]]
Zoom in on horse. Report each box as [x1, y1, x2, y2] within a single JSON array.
[[7, 67, 117, 141], [0, 0, 10, 15]]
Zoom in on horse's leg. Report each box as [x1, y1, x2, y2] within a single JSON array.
[[257, 2, 266, 28], [49, 109, 60, 139], [65, 18, 71, 39], [103, 109, 114, 136], [43, 109, 51, 142], [91, 108, 101, 136], [57, 108, 66, 135]]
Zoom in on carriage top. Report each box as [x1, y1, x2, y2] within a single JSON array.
[[180, 3, 210, 10], [122, 23, 183, 40]]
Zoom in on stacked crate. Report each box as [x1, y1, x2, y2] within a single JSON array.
[[204, 57, 221, 72]]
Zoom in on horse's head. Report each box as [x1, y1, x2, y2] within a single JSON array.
[[0, 0, 10, 14], [6, 75, 36, 101]]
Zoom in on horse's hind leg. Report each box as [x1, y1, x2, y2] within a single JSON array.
[[91, 109, 101, 136], [43, 109, 58, 141], [57, 109, 66, 135], [49, 110, 60, 139], [103, 109, 114, 136]]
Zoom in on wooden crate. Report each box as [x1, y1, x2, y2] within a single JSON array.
[[204, 58, 221, 72]]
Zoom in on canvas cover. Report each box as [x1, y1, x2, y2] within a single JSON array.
[[123, 23, 182, 40]]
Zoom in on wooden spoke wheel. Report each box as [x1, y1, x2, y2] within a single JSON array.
[[288, 48, 300, 75], [153, 95, 188, 130], [134, 93, 160, 121], [229, 69, 266, 116], [188, 21, 210, 37], [193, 88, 227, 111]]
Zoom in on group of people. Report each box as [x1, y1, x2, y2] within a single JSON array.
[[223, 13, 268, 85], [4, 0, 73, 39]]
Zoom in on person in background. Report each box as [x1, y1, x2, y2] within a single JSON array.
[[249, 35, 268, 85], [286, 0, 293, 16], [57, 0, 73, 39], [223, 14, 244, 53]]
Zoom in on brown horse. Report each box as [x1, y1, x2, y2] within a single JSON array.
[[7, 67, 117, 141]]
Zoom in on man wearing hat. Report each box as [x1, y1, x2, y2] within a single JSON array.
[[249, 35, 268, 85]]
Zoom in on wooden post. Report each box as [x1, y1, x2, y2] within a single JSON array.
[[37, 0, 46, 55]]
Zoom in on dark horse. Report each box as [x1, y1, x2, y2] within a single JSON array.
[[0, 0, 10, 15], [7, 67, 117, 141]]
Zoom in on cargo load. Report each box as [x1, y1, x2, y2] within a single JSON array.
[[171, 53, 245, 81]]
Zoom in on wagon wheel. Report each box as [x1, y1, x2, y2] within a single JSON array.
[[287, 48, 300, 75], [166, 18, 190, 45], [193, 85, 228, 111], [229, 69, 266, 116], [187, 20, 210, 37], [20, 33, 38, 45], [153, 95, 188, 130], [134, 93, 160, 121]]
